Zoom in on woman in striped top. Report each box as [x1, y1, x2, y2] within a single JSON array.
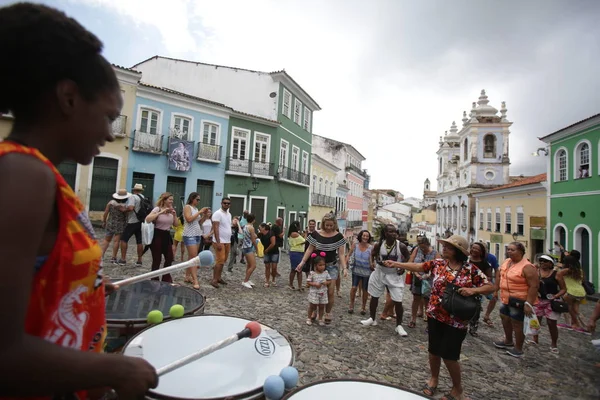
[[296, 213, 347, 324]]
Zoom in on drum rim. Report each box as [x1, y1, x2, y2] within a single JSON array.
[[105, 280, 205, 324], [121, 314, 296, 400], [280, 378, 430, 399]]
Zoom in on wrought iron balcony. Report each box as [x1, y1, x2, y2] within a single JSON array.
[[311, 193, 336, 207], [132, 130, 163, 154], [197, 142, 222, 162], [345, 164, 367, 178], [279, 166, 310, 185], [226, 157, 274, 176], [112, 115, 127, 137], [347, 220, 364, 228]]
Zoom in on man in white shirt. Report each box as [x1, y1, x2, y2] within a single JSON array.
[[211, 197, 232, 288], [118, 183, 145, 266]]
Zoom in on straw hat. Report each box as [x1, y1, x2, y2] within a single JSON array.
[[438, 234, 470, 256], [112, 189, 131, 200], [132, 183, 144, 191]]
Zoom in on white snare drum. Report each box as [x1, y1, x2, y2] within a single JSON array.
[[122, 315, 294, 400], [282, 379, 429, 399], [105, 280, 205, 353]]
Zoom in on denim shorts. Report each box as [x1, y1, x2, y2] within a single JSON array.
[[242, 247, 255, 255], [289, 251, 303, 270], [326, 264, 339, 280], [183, 235, 201, 246], [499, 303, 525, 322], [352, 273, 369, 290], [264, 252, 280, 263]]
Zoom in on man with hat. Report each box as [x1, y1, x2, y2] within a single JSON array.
[[118, 183, 146, 266]]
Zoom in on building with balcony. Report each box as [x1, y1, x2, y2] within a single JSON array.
[[311, 134, 367, 237], [436, 90, 512, 243], [308, 153, 339, 229], [539, 113, 600, 289], [473, 173, 547, 263], [0, 65, 141, 220], [126, 83, 230, 213], [132, 56, 320, 227]]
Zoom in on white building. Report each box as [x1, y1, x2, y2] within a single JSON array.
[[436, 90, 512, 243]]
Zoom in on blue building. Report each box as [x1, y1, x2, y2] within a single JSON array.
[[127, 84, 231, 212]]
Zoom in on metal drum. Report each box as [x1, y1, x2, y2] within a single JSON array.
[[122, 315, 294, 400], [282, 379, 430, 399], [105, 280, 205, 353]]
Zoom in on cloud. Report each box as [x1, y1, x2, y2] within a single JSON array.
[[65, 0, 600, 197]]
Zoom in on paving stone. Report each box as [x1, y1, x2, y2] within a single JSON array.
[[104, 234, 600, 399]]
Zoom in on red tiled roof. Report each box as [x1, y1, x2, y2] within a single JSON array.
[[485, 173, 546, 192], [112, 64, 141, 74]]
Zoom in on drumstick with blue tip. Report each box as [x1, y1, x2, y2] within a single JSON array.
[[156, 321, 262, 376], [112, 250, 214, 288]]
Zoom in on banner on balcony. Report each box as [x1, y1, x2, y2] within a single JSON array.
[[168, 138, 193, 172]]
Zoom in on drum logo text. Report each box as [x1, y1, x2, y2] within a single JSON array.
[[255, 337, 276, 356]]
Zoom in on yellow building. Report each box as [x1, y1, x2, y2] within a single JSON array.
[[412, 207, 436, 224], [308, 153, 340, 229], [0, 66, 140, 220], [474, 174, 547, 262]]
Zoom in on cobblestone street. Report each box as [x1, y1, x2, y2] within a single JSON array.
[[104, 234, 599, 400]]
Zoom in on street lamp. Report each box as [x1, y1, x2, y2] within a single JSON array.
[[532, 148, 549, 157], [512, 232, 520, 241], [247, 177, 259, 196]]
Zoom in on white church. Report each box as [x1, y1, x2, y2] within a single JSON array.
[[436, 90, 512, 243]]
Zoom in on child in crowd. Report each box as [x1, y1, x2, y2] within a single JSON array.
[[306, 253, 331, 326]]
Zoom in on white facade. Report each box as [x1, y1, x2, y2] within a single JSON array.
[[132, 56, 320, 120], [436, 90, 512, 242]]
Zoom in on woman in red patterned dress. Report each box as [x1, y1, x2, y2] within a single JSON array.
[[0, 3, 157, 399], [384, 235, 493, 400]]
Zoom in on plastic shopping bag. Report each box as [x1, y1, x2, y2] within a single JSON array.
[[257, 241, 264, 258], [523, 313, 541, 336], [142, 222, 154, 246]]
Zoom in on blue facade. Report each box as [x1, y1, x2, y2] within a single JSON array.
[[126, 93, 229, 211]]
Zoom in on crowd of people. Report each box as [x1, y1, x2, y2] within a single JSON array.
[[0, 3, 598, 400]]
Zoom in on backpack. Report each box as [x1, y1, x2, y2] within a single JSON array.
[[134, 194, 153, 222]]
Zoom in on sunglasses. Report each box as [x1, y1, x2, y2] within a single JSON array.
[[222, 202, 231, 205]]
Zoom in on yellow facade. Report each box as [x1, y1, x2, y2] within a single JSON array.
[[412, 209, 436, 224], [308, 154, 340, 227], [474, 179, 547, 263], [0, 66, 140, 220]]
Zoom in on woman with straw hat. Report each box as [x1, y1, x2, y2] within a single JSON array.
[[101, 188, 130, 262], [384, 234, 493, 400]]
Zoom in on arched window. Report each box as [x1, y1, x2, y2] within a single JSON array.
[[574, 141, 590, 179], [555, 149, 567, 182], [325, 179, 328, 195], [463, 138, 468, 161], [483, 134, 496, 158], [318, 177, 323, 193]]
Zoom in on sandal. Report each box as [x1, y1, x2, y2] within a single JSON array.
[[348, 309, 354, 314], [550, 347, 559, 354], [422, 383, 437, 397], [483, 316, 494, 327], [440, 393, 459, 400], [306, 319, 312, 325], [324, 313, 332, 324], [360, 309, 367, 315], [408, 321, 416, 328], [525, 339, 538, 345]]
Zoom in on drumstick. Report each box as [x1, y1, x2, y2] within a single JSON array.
[[156, 321, 262, 377], [113, 256, 200, 288]]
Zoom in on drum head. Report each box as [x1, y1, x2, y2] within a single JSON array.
[[123, 315, 294, 400], [282, 379, 429, 399], [106, 280, 204, 323]]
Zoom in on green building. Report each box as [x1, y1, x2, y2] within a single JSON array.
[[539, 113, 600, 288]]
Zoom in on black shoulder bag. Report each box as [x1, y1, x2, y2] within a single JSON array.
[[441, 263, 481, 321]]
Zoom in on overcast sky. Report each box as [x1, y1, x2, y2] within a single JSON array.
[[16, 0, 600, 197]]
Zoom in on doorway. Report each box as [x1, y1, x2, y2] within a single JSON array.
[[89, 157, 118, 211], [229, 196, 245, 222], [250, 197, 266, 226], [132, 172, 155, 204], [196, 179, 214, 210], [575, 226, 591, 280], [166, 176, 186, 214], [57, 160, 78, 190], [531, 239, 544, 262]]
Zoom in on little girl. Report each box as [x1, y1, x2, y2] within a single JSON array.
[[307, 253, 332, 326]]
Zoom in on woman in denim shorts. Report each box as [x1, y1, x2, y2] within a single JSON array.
[[259, 223, 280, 287], [182, 192, 208, 289], [296, 213, 348, 324], [240, 214, 258, 289]]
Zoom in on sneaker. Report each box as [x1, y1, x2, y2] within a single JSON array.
[[360, 317, 378, 326], [395, 325, 408, 337], [506, 348, 524, 358], [493, 340, 514, 349], [135, 261, 143, 267], [116, 259, 126, 266], [248, 280, 255, 287], [109, 257, 117, 264], [242, 281, 253, 289]]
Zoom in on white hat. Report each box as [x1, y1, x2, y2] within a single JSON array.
[[112, 189, 131, 200], [539, 255, 556, 265], [132, 183, 144, 191]]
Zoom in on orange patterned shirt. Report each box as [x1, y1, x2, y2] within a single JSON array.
[[0, 141, 106, 400]]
